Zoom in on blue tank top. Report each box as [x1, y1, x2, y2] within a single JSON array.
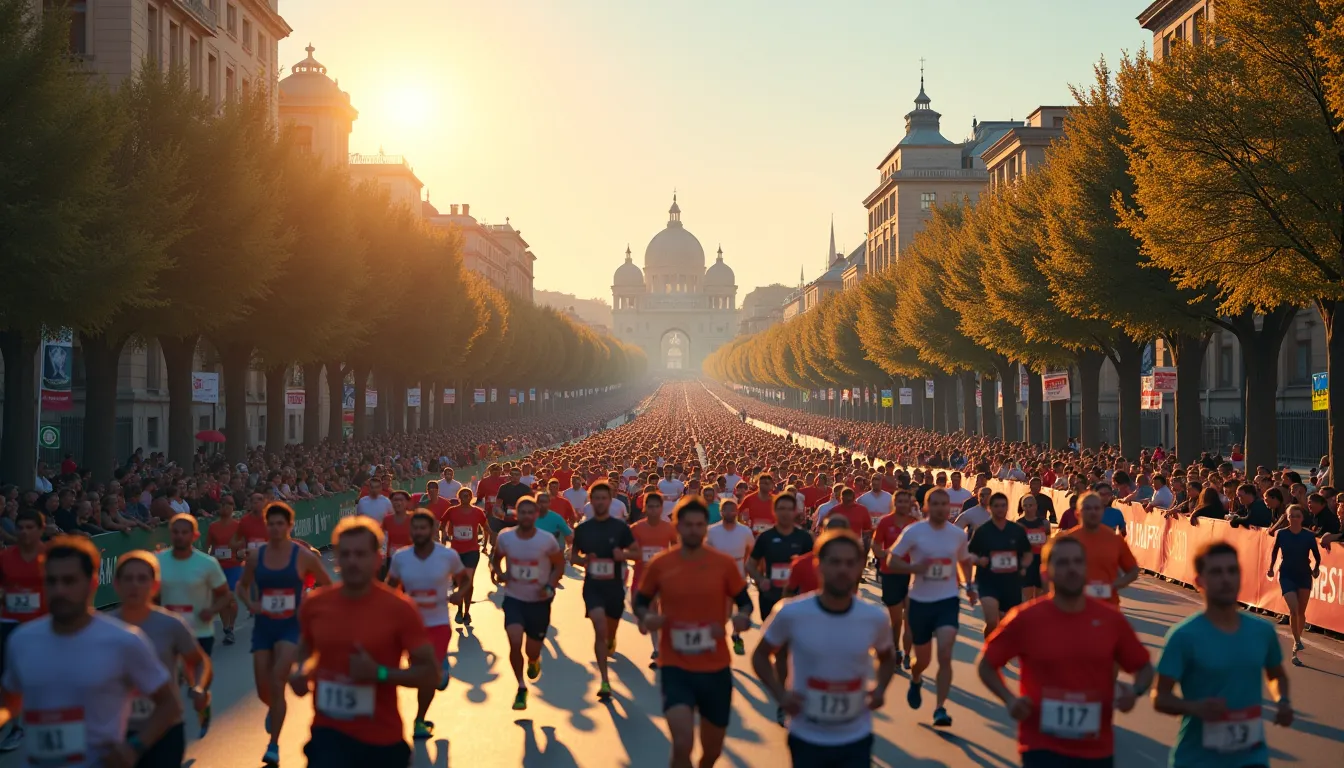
[[254, 542, 304, 622]]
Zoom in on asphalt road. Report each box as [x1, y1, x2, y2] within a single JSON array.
[[8, 554, 1340, 768]]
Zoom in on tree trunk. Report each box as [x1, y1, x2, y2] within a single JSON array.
[[264, 363, 287, 452], [325, 361, 344, 443], [390, 376, 405, 435], [0, 331, 40, 488], [1076, 350, 1105, 450], [160, 335, 199, 468], [994, 361, 1019, 442], [1321, 299, 1344, 488], [426, 380, 437, 431], [303, 362, 322, 447], [218, 342, 251, 465], [1050, 398, 1068, 450], [1026, 368, 1044, 445], [79, 332, 128, 482], [353, 365, 369, 440], [980, 373, 998, 438], [961, 371, 978, 434], [1110, 336, 1144, 457], [1226, 308, 1295, 471], [1170, 331, 1210, 463]]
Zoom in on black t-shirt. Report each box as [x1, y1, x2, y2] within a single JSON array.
[[967, 520, 1032, 589], [573, 516, 635, 587], [1031, 492, 1057, 524], [750, 528, 814, 594], [498, 481, 531, 512], [1311, 508, 1341, 536], [914, 484, 933, 506]]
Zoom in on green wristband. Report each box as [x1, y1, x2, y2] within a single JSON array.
[[376, 665, 389, 683], [126, 734, 146, 756]]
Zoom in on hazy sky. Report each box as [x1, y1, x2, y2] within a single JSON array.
[[278, 1, 1151, 302]]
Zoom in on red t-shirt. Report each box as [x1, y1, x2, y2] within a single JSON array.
[[798, 486, 830, 511], [420, 496, 452, 524], [784, 553, 818, 595], [475, 476, 506, 510], [826, 502, 873, 534], [871, 514, 910, 574], [444, 504, 487, 554], [381, 514, 413, 553], [982, 597, 1150, 759], [60, 459, 77, 475], [206, 519, 242, 569], [236, 513, 269, 558], [553, 469, 574, 490], [738, 491, 775, 533], [0, 546, 46, 622], [299, 583, 430, 745], [549, 496, 577, 525]]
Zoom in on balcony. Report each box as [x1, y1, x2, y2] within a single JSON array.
[[349, 152, 411, 170], [175, 0, 218, 32]]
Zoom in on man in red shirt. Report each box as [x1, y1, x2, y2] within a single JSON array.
[[797, 472, 831, 516], [823, 487, 873, 540], [382, 491, 414, 556], [418, 481, 452, 524], [474, 464, 507, 555], [291, 516, 436, 768], [232, 490, 272, 562], [0, 508, 46, 750], [872, 489, 919, 667], [977, 536, 1154, 768], [553, 460, 574, 492], [546, 479, 577, 526], [443, 487, 488, 625], [738, 473, 777, 535]]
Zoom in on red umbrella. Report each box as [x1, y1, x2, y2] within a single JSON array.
[[195, 430, 226, 443]]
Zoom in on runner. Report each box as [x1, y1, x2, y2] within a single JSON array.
[[635, 497, 753, 768], [740, 473, 778, 535], [784, 515, 853, 598], [444, 486, 488, 625], [1266, 504, 1322, 666], [387, 510, 468, 739], [0, 509, 46, 753], [418, 480, 453, 524], [235, 501, 332, 766], [856, 474, 893, 570], [490, 496, 564, 711], [1156, 540, 1294, 768], [233, 489, 272, 562], [205, 495, 242, 645], [476, 463, 508, 555], [977, 535, 1155, 768], [753, 528, 897, 767], [534, 491, 575, 554], [571, 481, 635, 699], [967, 492, 1033, 637], [871, 489, 919, 669], [290, 516, 438, 767], [155, 514, 229, 736], [1045, 491, 1138, 606], [0, 537, 180, 767], [630, 492, 678, 669], [546, 478, 578, 527], [706, 498, 755, 656], [113, 550, 214, 768], [1017, 494, 1051, 602], [887, 488, 976, 727], [354, 475, 393, 521], [382, 490, 414, 557], [746, 492, 814, 725]]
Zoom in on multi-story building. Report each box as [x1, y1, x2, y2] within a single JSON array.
[[423, 203, 536, 300], [738, 284, 794, 336], [348, 152, 424, 211], [1138, 0, 1211, 60], [982, 106, 1070, 191]]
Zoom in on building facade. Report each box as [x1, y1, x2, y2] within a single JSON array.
[[612, 197, 738, 372], [1138, 0, 1211, 60], [422, 203, 536, 300], [738, 284, 794, 336]]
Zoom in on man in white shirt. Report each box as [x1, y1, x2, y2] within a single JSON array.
[[952, 488, 992, 536], [856, 476, 894, 531], [562, 476, 589, 515], [813, 484, 844, 530], [943, 472, 973, 509], [1148, 473, 1175, 510], [438, 467, 463, 500], [657, 467, 685, 502], [705, 499, 756, 656], [723, 463, 743, 496], [355, 476, 394, 521]]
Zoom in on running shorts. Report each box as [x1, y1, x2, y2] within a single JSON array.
[[222, 566, 243, 591], [459, 551, 481, 570], [1022, 751, 1114, 768], [759, 587, 783, 621], [879, 573, 910, 607], [787, 732, 873, 768], [427, 624, 453, 665], [132, 722, 185, 768], [502, 596, 552, 641], [907, 596, 960, 646], [251, 617, 300, 652], [978, 583, 1022, 613], [1279, 571, 1311, 595], [660, 666, 732, 728], [304, 726, 411, 768], [582, 583, 626, 620]]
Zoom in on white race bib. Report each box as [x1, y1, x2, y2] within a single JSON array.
[[588, 558, 616, 579], [924, 558, 953, 581], [212, 547, 233, 560], [1040, 695, 1101, 739], [164, 604, 194, 617], [5, 591, 39, 614], [1026, 531, 1048, 547], [453, 525, 473, 541], [1085, 582, 1113, 599], [260, 589, 296, 617], [1202, 707, 1264, 753], [316, 679, 375, 719], [803, 678, 865, 723], [26, 707, 87, 764], [990, 551, 1019, 573], [752, 522, 772, 534], [247, 540, 264, 553], [509, 561, 539, 582], [408, 589, 439, 609], [670, 624, 714, 654], [130, 697, 155, 720], [641, 546, 664, 562], [770, 564, 792, 586]]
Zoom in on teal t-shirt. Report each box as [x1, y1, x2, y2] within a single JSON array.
[[1157, 612, 1282, 768], [707, 502, 721, 524], [535, 510, 573, 544]]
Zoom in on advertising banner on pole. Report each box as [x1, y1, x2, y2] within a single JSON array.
[[881, 389, 893, 407], [1042, 371, 1071, 402], [473, 388, 486, 404], [1313, 372, 1328, 411], [976, 385, 982, 408], [286, 389, 305, 409], [407, 388, 421, 408], [925, 379, 935, 399], [899, 388, 913, 406], [365, 389, 378, 409], [490, 388, 498, 403], [1141, 389, 1163, 410], [192, 372, 220, 404], [40, 332, 73, 411], [1152, 366, 1177, 393], [342, 385, 356, 410], [1019, 366, 1030, 404], [529, 388, 536, 402], [443, 388, 455, 405]]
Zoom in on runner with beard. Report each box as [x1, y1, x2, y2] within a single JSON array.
[[571, 482, 635, 699], [746, 493, 814, 726], [706, 499, 755, 656], [871, 490, 919, 670], [630, 493, 678, 668], [967, 493, 1033, 638], [491, 497, 565, 711]]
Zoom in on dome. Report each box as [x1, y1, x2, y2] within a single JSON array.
[[279, 44, 347, 101], [644, 195, 705, 272], [705, 246, 735, 286], [613, 245, 645, 287]]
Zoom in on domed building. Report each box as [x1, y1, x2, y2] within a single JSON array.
[[277, 45, 358, 166], [613, 196, 738, 372]]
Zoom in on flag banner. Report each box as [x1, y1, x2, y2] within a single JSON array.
[[443, 388, 455, 405], [899, 388, 913, 405], [342, 384, 356, 410], [474, 388, 486, 404], [925, 379, 935, 399], [1019, 366, 1030, 403], [1142, 389, 1163, 410], [407, 388, 421, 407], [40, 332, 73, 411], [1313, 372, 1328, 411], [366, 389, 379, 408], [881, 388, 893, 407], [1152, 366, 1177, 393], [529, 388, 536, 401], [490, 388, 498, 403], [1042, 371, 1071, 402], [193, 372, 220, 405], [286, 388, 305, 409]]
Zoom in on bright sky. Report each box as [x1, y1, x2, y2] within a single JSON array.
[[278, 1, 1151, 303]]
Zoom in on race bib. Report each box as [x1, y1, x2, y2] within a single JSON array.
[[509, 560, 539, 582], [164, 604, 194, 617], [588, 558, 616, 579], [408, 589, 439, 609], [924, 558, 953, 581], [1085, 582, 1113, 599], [212, 546, 233, 560], [803, 678, 865, 723], [641, 546, 664, 562], [752, 522, 772, 534], [130, 697, 155, 719], [1040, 692, 1101, 739], [990, 551, 1019, 573], [5, 591, 39, 614], [1026, 530, 1048, 547], [770, 564, 792, 587], [26, 707, 86, 764], [869, 515, 883, 530], [260, 589, 296, 618], [670, 624, 714, 654], [247, 540, 264, 554], [315, 679, 375, 719], [1202, 707, 1264, 753], [453, 525, 474, 541]]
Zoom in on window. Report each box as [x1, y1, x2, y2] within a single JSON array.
[[208, 54, 218, 104], [242, 18, 252, 52], [226, 3, 237, 36], [147, 417, 160, 448], [1217, 341, 1235, 389], [189, 37, 200, 89], [287, 414, 297, 441], [1292, 337, 1312, 385], [147, 4, 161, 66], [225, 66, 235, 100], [169, 22, 181, 68], [47, 1, 89, 55], [920, 192, 936, 211], [1053, 115, 1065, 128], [257, 34, 267, 64], [146, 340, 162, 392], [1192, 8, 1207, 45], [198, 415, 210, 431]]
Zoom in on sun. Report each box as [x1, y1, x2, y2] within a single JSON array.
[[381, 81, 436, 127]]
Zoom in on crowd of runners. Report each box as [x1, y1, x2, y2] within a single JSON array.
[[0, 381, 1312, 767]]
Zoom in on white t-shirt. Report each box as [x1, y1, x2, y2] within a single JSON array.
[[356, 494, 393, 521], [581, 499, 627, 521], [724, 474, 743, 493], [439, 479, 464, 499], [814, 499, 840, 524], [1150, 486, 1175, 509], [856, 491, 893, 526], [562, 488, 589, 512], [520, 475, 537, 488], [622, 467, 640, 480], [390, 543, 464, 628], [3, 614, 169, 767], [496, 528, 560, 603], [891, 520, 973, 603], [657, 478, 686, 500], [706, 522, 756, 576], [944, 487, 973, 508], [763, 595, 894, 746]]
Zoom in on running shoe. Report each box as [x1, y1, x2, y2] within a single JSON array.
[[732, 635, 745, 656], [902, 653, 912, 671], [0, 727, 23, 752], [649, 650, 659, 670], [264, 712, 273, 735], [526, 658, 542, 680], [906, 678, 923, 710], [933, 707, 952, 727], [1295, 640, 1305, 652], [598, 681, 613, 699], [463, 611, 473, 626], [222, 628, 236, 646], [262, 743, 280, 766], [413, 720, 434, 740], [455, 606, 464, 625], [894, 650, 904, 671], [198, 705, 212, 738], [1292, 655, 1304, 667], [438, 657, 452, 691], [512, 688, 528, 711]]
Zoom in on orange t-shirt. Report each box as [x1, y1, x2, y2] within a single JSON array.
[[444, 504, 487, 554], [206, 519, 242, 568], [420, 496, 452, 523], [1047, 526, 1137, 605], [549, 496, 577, 525], [236, 513, 269, 558], [871, 514, 913, 574], [299, 583, 430, 745], [826, 503, 873, 534], [983, 596, 1149, 759], [630, 520, 677, 585], [381, 514, 413, 553], [0, 546, 46, 622], [738, 491, 775, 533], [637, 547, 746, 672]]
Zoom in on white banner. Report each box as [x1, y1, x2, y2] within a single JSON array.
[[1142, 389, 1163, 410], [925, 379, 935, 399], [443, 388, 455, 404], [1042, 371, 1071, 402], [191, 372, 219, 404], [1153, 366, 1177, 393], [1019, 365, 1030, 403], [899, 388, 913, 406], [366, 388, 378, 408], [407, 387, 421, 407], [286, 388, 305, 409]]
